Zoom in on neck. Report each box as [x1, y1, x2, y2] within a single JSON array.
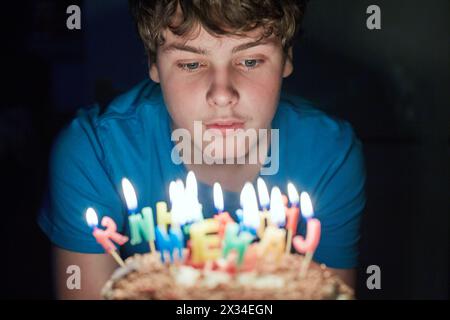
[[171, 123, 272, 192], [185, 134, 270, 192], [185, 161, 262, 193]]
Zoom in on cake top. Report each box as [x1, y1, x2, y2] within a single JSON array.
[[102, 252, 354, 300]]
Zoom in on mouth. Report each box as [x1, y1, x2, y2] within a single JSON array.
[[205, 119, 245, 135]]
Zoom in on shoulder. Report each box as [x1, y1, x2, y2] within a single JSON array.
[[52, 80, 162, 165], [74, 79, 162, 131], [98, 79, 163, 122], [276, 93, 366, 206], [277, 93, 360, 156]]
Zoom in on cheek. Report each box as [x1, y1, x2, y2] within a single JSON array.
[[160, 73, 205, 128], [237, 72, 282, 123]]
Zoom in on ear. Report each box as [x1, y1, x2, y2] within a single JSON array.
[[282, 47, 294, 78], [149, 58, 160, 83]]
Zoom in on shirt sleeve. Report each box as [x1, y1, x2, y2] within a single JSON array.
[[37, 108, 125, 253], [311, 119, 367, 269]]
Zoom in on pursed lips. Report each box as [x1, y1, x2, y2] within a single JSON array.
[[204, 119, 246, 135]]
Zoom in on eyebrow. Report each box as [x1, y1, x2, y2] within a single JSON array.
[[162, 43, 209, 55], [161, 38, 277, 55]]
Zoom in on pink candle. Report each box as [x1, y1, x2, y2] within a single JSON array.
[[285, 183, 300, 237], [292, 192, 321, 254], [292, 218, 321, 254], [86, 208, 128, 253]]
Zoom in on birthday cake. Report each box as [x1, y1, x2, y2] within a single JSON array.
[[91, 173, 353, 300], [101, 251, 353, 300]]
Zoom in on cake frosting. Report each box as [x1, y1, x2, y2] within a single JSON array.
[[102, 252, 354, 300]]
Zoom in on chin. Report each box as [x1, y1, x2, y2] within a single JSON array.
[[201, 144, 252, 165]]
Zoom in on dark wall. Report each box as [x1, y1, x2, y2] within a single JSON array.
[[0, 0, 448, 299]]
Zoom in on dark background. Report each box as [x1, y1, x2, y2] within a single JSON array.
[[0, 0, 448, 299]]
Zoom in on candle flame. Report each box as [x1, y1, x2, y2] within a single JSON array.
[[169, 181, 176, 204], [257, 177, 270, 209], [240, 182, 260, 230], [186, 171, 198, 199], [213, 182, 224, 212], [85, 207, 98, 228], [300, 192, 314, 219], [176, 179, 185, 191], [170, 179, 186, 225], [287, 182, 299, 205], [121, 178, 138, 212], [270, 187, 286, 227], [185, 171, 203, 222]]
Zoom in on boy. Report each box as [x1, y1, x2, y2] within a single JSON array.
[[39, 0, 366, 299]]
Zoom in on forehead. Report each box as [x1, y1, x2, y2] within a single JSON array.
[[160, 26, 281, 53]]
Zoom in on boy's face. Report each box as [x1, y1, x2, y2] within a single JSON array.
[[150, 25, 293, 162]]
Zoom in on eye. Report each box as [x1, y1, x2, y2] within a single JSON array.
[[239, 59, 264, 70], [178, 62, 201, 72]]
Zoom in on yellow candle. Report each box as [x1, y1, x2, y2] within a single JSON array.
[[256, 178, 271, 239], [156, 201, 171, 233], [189, 219, 221, 265], [257, 209, 271, 239], [258, 225, 286, 262]]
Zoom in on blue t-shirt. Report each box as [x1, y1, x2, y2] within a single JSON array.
[[38, 79, 366, 269]]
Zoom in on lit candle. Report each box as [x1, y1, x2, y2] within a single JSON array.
[[185, 171, 203, 223], [257, 178, 270, 211], [155, 225, 183, 264], [155, 200, 183, 263], [222, 222, 254, 266], [292, 192, 321, 278], [180, 172, 204, 239], [269, 187, 286, 227], [122, 178, 156, 252], [173, 179, 192, 237], [257, 225, 286, 262], [156, 201, 171, 233], [213, 183, 234, 238], [189, 219, 221, 266], [167, 180, 185, 260], [240, 182, 260, 235], [256, 177, 271, 238], [213, 183, 224, 214], [256, 187, 286, 261], [170, 180, 189, 226], [285, 182, 300, 254], [85, 208, 128, 267], [121, 178, 138, 215]]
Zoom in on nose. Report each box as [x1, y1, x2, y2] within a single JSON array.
[[206, 69, 239, 108]]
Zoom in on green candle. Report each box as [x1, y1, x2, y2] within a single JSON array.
[[222, 223, 254, 266], [129, 207, 156, 246]]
